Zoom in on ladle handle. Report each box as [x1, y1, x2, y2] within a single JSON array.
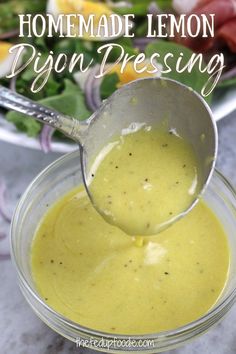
[[0, 85, 82, 142]]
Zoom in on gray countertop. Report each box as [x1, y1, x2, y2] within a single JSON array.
[[1, 112, 236, 354]]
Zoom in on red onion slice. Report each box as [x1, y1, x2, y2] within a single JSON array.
[[0, 180, 11, 223], [0, 28, 19, 39], [148, 1, 161, 15], [92, 78, 103, 109], [220, 66, 236, 82], [0, 232, 6, 240], [0, 232, 10, 261], [0, 253, 10, 261], [133, 37, 156, 51], [39, 125, 55, 153], [84, 66, 103, 112]]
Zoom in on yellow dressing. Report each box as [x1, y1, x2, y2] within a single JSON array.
[[89, 127, 201, 235], [31, 186, 229, 334]]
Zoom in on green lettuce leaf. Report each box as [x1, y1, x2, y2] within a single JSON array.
[[217, 77, 236, 89], [145, 41, 212, 104], [6, 80, 91, 137], [100, 73, 120, 99], [0, 0, 47, 34]]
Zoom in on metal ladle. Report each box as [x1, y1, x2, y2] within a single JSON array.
[[0, 77, 218, 234]]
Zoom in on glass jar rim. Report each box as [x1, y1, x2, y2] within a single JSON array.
[[10, 150, 236, 343]]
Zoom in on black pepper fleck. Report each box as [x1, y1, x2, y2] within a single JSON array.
[[164, 272, 169, 275], [50, 259, 54, 264]]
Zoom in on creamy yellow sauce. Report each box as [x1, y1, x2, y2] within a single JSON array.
[[89, 127, 201, 235], [31, 187, 229, 334]]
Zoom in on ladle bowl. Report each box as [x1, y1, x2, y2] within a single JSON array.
[[0, 77, 218, 232]]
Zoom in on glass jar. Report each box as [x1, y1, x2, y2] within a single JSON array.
[[10, 151, 236, 353]]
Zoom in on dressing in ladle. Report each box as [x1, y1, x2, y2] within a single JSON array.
[[0, 78, 217, 235], [88, 125, 200, 235]]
